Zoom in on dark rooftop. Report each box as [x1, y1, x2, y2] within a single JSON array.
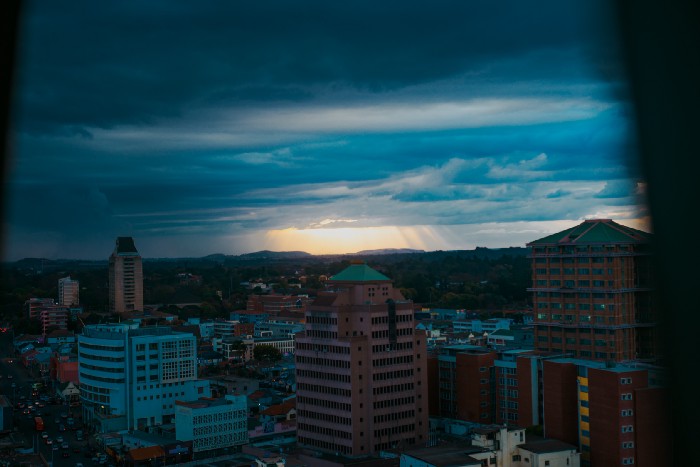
[[527, 219, 651, 246], [114, 236, 139, 254]]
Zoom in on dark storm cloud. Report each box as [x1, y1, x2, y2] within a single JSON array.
[[3, 0, 646, 260], [13, 0, 619, 134]]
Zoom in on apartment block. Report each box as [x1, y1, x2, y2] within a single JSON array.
[[527, 219, 657, 363], [542, 358, 670, 467]]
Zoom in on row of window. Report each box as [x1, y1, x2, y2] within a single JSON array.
[[499, 377, 518, 387], [298, 423, 352, 440], [297, 382, 351, 397], [374, 423, 416, 438], [372, 382, 415, 395], [136, 392, 185, 401], [536, 267, 612, 275], [78, 342, 125, 353], [305, 316, 337, 325], [297, 409, 350, 426], [297, 369, 351, 383], [372, 369, 414, 381], [371, 328, 414, 339], [79, 372, 124, 384], [372, 341, 413, 353], [499, 388, 519, 398], [499, 400, 518, 409], [373, 396, 415, 410], [371, 314, 412, 324], [538, 303, 613, 311], [296, 356, 350, 368], [372, 355, 415, 367], [539, 336, 611, 346], [296, 343, 348, 354], [373, 409, 415, 424], [537, 326, 619, 335], [534, 255, 610, 263], [297, 395, 350, 412], [537, 315, 616, 324], [305, 330, 338, 339]]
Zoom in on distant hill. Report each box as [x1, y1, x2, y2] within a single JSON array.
[[236, 250, 313, 260], [352, 248, 425, 255]]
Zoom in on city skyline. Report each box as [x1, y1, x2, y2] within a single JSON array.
[[2, 1, 649, 261]]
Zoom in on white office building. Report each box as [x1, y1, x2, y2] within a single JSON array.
[[79, 323, 210, 433], [175, 394, 248, 453]]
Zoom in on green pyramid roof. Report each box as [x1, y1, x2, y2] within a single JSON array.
[[329, 262, 391, 282], [527, 219, 651, 245]]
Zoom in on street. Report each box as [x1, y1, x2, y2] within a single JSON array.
[[0, 331, 101, 466]]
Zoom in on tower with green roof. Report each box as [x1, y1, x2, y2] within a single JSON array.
[[295, 260, 429, 457], [527, 219, 657, 363]]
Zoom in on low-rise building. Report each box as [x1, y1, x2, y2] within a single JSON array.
[[175, 395, 248, 454]]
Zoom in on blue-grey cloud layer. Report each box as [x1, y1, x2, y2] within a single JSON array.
[[3, 0, 647, 259]]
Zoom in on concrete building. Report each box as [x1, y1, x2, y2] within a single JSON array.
[[527, 219, 658, 363], [295, 261, 429, 457], [213, 319, 254, 339], [400, 426, 579, 467], [542, 358, 670, 467], [78, 323, 210, 433], [254, 337, 295, 357], [24, 297, 55, 320], [436, 344, 495, 422], [108, 236, 144, 313], [39, 306, 69, 334], [58, 275, 80, 306], [175, 394, 248, 454]]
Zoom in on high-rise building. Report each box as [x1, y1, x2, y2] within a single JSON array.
[[527, 219, 657, 363], [109, 236, 143, 313], [295, 261, 429, 457], [78, 323, 210, 433], [58, 275, 80, 306]]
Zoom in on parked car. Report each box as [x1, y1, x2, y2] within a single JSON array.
[[56, 436, 63, 443], [41, 432, 48, 439]]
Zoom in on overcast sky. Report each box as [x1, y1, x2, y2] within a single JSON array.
[[2, 0, 649, 260]]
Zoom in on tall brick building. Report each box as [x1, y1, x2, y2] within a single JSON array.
[[295, 261, 429, 457], [527, 219, 658, 363]]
